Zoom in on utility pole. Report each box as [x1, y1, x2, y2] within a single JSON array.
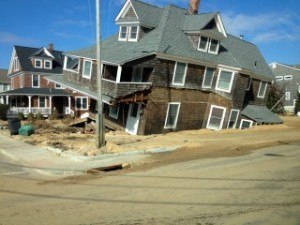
[[96, 0, 105, 148]]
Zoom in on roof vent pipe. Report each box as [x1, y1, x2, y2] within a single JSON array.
[[240, 35, 244, 40], [189, 0, 200, 14], [47, 43, 54, 52]]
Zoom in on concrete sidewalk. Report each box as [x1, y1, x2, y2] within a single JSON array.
[[0, 134, 175, 177]]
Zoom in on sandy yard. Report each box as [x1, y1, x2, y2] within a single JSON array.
[[0, 116, 300, 158]]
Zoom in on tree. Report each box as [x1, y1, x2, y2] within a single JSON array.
[[295, 92, 300, 114], [266, 84, 284, 113]]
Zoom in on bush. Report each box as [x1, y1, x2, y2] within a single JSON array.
[[49, 109, 59, 120], [0, 104, 9, 120], [17, 112, 25, 120], [266, 84, 284, 113], [36, 112, 43, 120], [27, 112, 35, 122]]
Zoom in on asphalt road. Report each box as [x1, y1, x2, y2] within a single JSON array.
[[0, 143, 299, 225]]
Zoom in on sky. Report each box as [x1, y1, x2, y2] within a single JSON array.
[[0, 0, 299, 69]]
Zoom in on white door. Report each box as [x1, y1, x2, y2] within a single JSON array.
[[125, 103, 141, 135]]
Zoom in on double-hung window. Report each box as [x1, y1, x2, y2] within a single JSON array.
[[3, 84, 9, 91], [109, 106, 119, 119], [239, 119, 253, 129], [129, 26, 138, 41], [207, 105, 226, 130], [227, 109, 239, 129], [285, 92, 290, 101], [13, 57, 19, 71], [202, 67, 214, 88], [257, 81, 267, 98], [172, 62, 187, 86], [119, 26, 128, 41], [35, 59, 42, 68], [215, 69, 235, 93], [39, 96, 46, 108], [164, 102, 180, 129], [44, 60, 52, 69], [198, 36, 219, 54], [118, 26, 139, 42], [32, 75, 40, 88], [75, 97, 88, 110], [82, 60, 93, 79]]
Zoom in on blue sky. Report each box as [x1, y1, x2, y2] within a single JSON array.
[[0, 0, 299, 69]]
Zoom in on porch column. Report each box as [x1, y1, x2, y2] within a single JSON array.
[[6, 96, 9, 105], [116, 65, 122, 83], [28, 96, 32, 113], [68, 96, 71, 114], [49, 96, 52, 114]]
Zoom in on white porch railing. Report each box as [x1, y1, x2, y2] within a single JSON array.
[[10, 107, 51, 115]]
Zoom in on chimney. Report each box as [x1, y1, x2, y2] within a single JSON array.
[[47, 43, 54, 51], [189, 0, 200, 14], [240, 34, 244, 40]]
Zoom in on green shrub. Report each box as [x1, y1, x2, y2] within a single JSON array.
[[295, 93, 300, 113], [27, 112, 35, 122], [17, 112, 25, 120], [49, 109, 59, 120], [36, 112, 43, 120], [0, 104, 9, 120]]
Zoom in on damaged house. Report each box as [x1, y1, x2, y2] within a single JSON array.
[[46, 0, 282, 135]]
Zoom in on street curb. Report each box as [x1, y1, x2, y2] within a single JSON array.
[[46, 146, 179, 161]]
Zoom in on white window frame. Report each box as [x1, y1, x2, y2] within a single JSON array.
[[35, 59, 42, 68], [257, 81, 267, 99], [63, 55, 80, 73], [198, 36, 209, 52], [128, 26, 139, 42], [227, 109, 239, 129], [208, 39, 220, 54], [198, 36, 219, 54], [246, 77, 252, 91], [13, 57, 19, 71], [32, 74, 40, 88], [3, 83, 9, 91], [215, 68, 235, 93], [172, 62, 188, 86], [44, 60, 52, 69], [239, 119, 253, 129], [164, 102, 181, 129], [284, 75, 293, 80], [285, 92, 290, 101], [293, 99, 297, 106], [118, 26, 128, 41], [82, 60, 93, 79], [206, 105, 226, 131], [276, 76, 283, 81], [298, 85, 300, 93], [38, 96, 47, 108], [109, 106, 120, 119], [202, 67, 214, 88], [75, 97, 88, 110]]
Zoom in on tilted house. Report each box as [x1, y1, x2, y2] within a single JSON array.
[[270, 62, 300, 113], [47, 0, 282, 135], [1, 44, 92, 117]]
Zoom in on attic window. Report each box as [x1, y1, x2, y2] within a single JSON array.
[[198, 36, 219, 54], [44, 60, 52, 69], [257, 81, 267, 99], [118, 25, 139, 42], [13, 57, 19, 71], [35, 59, 42, 68]]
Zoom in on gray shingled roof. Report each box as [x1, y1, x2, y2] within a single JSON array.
[[241, 105, 283, 124], [271, 63, 300, 77], [69, 0, 273, 81], [0, 69, 9, 83], [0, 87, 70, 96], [11, 46, 64, 75], [182, 13, 217, 31]]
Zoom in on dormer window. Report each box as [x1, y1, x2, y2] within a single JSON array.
[[35, 59, 42, 68], [198, 36, 220, 54], [118, 25, 139, 42], [64, 55, 80, 73], [44, 60, 52, 69]]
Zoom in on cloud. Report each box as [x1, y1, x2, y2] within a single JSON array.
[[222, 11, 300, 43], [0, 31, 39, 45]]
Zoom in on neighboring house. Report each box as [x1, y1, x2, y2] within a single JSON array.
[[0, 69, 10, 104], [270, 62, 300, 113], [0, 44, 90, 117], [47, 0, 282, 135]]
